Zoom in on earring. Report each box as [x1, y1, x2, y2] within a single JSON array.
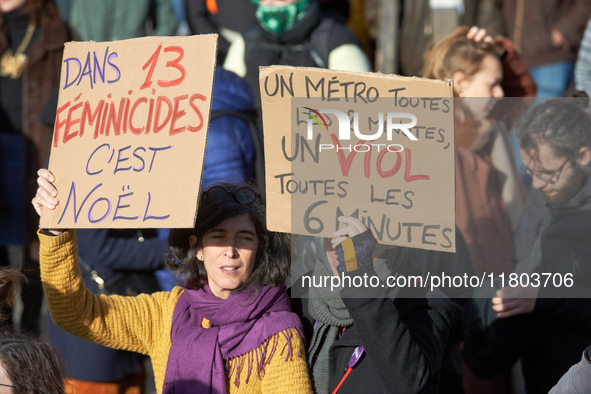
[[459, 92, 465, 98]]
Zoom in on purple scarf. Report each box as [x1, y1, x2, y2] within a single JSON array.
[[162, 284, 303, 394]]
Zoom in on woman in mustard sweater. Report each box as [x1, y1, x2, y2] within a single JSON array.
[[33, 170, 312, 394]]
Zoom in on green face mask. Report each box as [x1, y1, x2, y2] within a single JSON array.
[[254, 0, 313, 37]]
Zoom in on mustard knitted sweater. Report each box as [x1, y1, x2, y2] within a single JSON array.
[[39, 230, 312, 393]]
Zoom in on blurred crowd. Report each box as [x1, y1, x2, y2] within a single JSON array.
[[2, 0, 591, 394]]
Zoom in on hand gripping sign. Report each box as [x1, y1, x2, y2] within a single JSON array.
[[40, 35, 217, 229], [260, 66, 455, 252]]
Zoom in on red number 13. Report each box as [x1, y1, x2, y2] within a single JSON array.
[[140, 44, 186, 90]]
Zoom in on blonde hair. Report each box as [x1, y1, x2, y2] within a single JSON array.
[[423, 26, 501, 82]]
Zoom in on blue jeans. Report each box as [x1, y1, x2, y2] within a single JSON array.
[[529, 61, 575, 97]]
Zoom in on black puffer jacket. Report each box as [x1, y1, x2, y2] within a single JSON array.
[[242, 2, 362, 105]]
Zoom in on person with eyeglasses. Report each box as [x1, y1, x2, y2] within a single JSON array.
[[462, 98, 591, 394], [520, 156, 570, 186], [32, 176, 312, 393]]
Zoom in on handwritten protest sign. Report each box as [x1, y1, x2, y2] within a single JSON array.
[[260, 66, 455, 252], [40, 35, 217, 229]]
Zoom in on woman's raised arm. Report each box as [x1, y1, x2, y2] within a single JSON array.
[[31, 169, 62, 236]]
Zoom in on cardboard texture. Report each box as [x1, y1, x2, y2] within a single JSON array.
[[260, 66, 455, 252], [40, 35, 217, 229]]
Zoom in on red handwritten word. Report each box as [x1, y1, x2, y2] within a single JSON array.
[[330, 134, 430, 181], [53, 92, 207, 147]]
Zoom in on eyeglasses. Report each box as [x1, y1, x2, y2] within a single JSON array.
[[202, 186, 262, 206], [0, 382, 15, 388], [521, 157, 570, 184]]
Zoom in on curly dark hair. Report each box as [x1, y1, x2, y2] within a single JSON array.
[[518, 98, 591, 160], [0, 331, 67, 393], [166, 183, 290, 293]]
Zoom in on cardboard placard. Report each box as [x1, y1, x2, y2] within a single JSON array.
[[260, 66, 455, 252], [40, 35, 217, 229]]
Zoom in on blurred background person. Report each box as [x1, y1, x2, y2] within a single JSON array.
[[0, 0, 71, 335], [575, 17, 591, 95], [423, 26, 530, 277], [223, 0, 370, 198], [56, 0, 177, 42], [186, 0, 257, 64], [202, 67, 258, 188], [224, 0, 371, 107], [170, 0, 189, 36], [502, 0, 591, 97], [364, 0, 502, 75]]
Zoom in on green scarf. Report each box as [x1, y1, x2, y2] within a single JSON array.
[[252, 0, 314, 37]]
